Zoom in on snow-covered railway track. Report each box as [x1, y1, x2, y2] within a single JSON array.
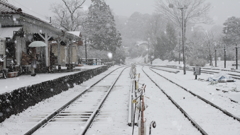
[[143, 66, 240, 135], [149, 66, 240, 121], [24, 67, 127, 135], [151, 66, 240, 80], [151, 66, 180, 74], [142, 67, 207, 135]]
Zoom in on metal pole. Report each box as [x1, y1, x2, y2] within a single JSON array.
[[148, 40, 149, 64], [181, 8, 186, 74], [224, 46, 226, 68], [85, 37, 88, 65], [236, 44, 238, 69], [179, 36, 181, 64], [141, 95, 145, 135], [215, 49, 217, 67], [210, 48, 213, 66], [149, 121, 156, 135]]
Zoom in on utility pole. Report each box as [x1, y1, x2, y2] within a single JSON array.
[[236, 44, 238, 69], [148, 38, 150, 64], [215, 49, 217, 67], [179, 32, 181, 64], [224, 46, 226, 68], [181, 8, 186, 75], [169, 4, 187, 74]]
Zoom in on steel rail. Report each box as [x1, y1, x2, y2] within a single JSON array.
[[151, 66, 240, 80], [24, 66, 124, 135], [142, 67, 208, 135], [151, 67, 180, 74], [80, 67, 127, 135], [149, 67, 240, 122]]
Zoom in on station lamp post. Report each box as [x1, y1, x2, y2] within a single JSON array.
[[169, 4, 187, 75]]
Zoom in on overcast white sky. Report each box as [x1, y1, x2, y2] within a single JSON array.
[[7, 0, 240, 27]]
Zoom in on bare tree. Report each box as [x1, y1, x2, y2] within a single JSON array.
[[155, 0, 211, 28], [155, 0, 211, 51], [51, 0, 86, 31], [155, 0, 211, 67]]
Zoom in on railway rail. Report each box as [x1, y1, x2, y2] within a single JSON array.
[[24, 66, 127, 135], [151, 65, 240, 80], [149, 66, 240, 121], [142, 66, 240, 135]]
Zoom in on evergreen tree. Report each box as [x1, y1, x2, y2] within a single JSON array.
[[83, 0, 122, 53], [223, 16, 240, 45], [154, 22, 177, 60]]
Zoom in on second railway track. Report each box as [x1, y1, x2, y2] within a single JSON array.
[[142, 66, 240, 135], [152, 65, 240, 80], [24, 66, 127, 135]]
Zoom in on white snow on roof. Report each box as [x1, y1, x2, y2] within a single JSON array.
[[68, 31, 81, 37]]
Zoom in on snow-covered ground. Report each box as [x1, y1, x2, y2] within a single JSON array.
[[150, 66, 240, 114], [151, 58, 240, 103], [143, 66, 240, 135], [125, 56, 145, 65], [152, 58, 240, 71], [1, 58, 240, 134]]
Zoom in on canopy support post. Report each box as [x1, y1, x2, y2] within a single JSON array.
[[38, 33, 51, 69]]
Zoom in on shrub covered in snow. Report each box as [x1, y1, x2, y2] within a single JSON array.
[[188, 57, 207, 67]]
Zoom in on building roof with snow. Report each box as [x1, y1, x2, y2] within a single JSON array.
[[67, 31, 81, 37], [0, 1, 80, 40]]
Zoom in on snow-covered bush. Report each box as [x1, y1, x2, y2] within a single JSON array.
[[188, 57, 207, 67]]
